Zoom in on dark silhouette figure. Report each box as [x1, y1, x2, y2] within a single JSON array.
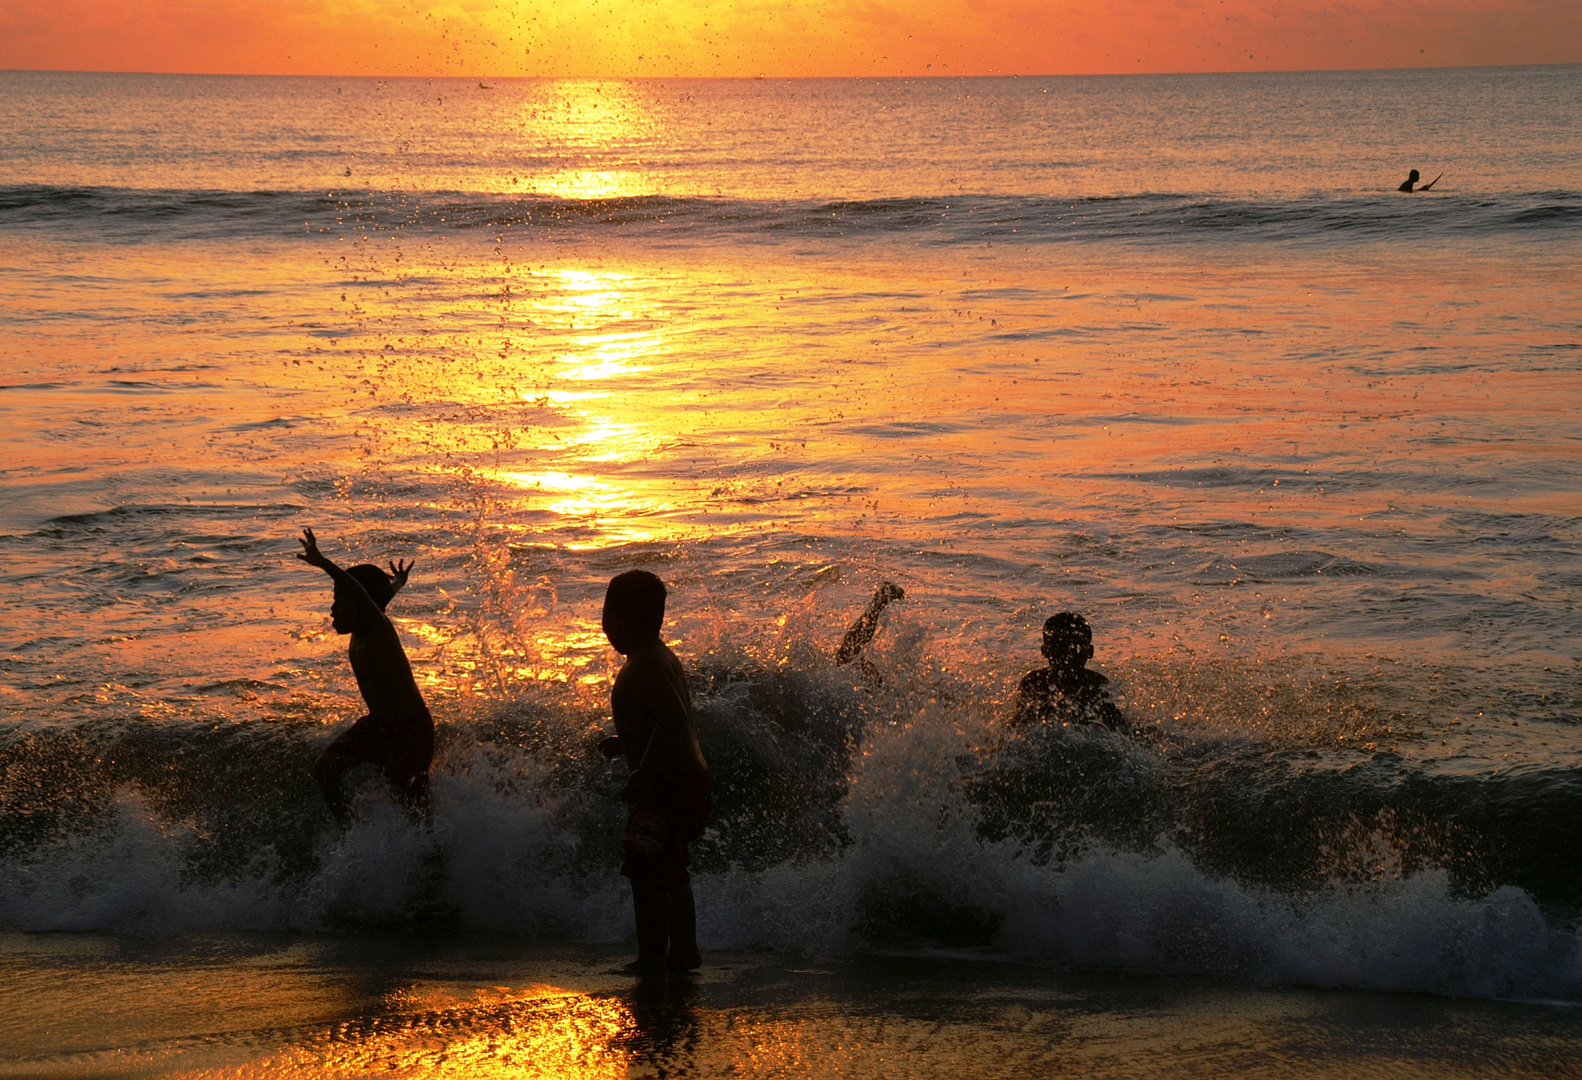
[[835, 581, 905, 681], [1011, 612, 1125, 731], [297, 528, 432, 824], [596, 570, 711, 972], [1398, 169, 1441, 193]]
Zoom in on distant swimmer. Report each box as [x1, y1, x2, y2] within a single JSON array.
[[297, 528, 433, 825], [1010, 612, 1125, 731], [1398, 169, 1442, 193]]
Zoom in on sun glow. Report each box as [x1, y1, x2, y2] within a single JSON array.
[[4, 0, 1576, 77]]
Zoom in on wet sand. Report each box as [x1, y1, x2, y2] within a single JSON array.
[[2, 932, 1577, 1078]]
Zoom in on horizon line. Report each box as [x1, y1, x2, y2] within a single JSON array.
[[3, 61, 1576, 82]]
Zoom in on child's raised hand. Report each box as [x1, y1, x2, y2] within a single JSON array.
[[296, 527, 328, 566], [389, 558, 413, 593]]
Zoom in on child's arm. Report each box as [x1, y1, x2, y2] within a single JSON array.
[[835, 582, 904, 666], [296, 528, 383, 624], [621, 665, 694, 803]]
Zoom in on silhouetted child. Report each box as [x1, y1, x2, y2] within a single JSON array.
[[596, 570, 711, 972], [297, 528, 432, 824], [1011, 612, 1125, 731]]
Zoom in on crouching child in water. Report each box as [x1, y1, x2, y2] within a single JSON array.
[[596, 570, 711, 972], [297, 528, 434, 825], [1012, 612, 1126, 731]]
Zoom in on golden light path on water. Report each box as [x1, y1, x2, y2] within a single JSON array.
[[487, 268, 680, 550], [1, 195, 1578, 738], [511, 81, 663, 200]]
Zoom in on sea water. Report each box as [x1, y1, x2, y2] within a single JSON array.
[[2, 67, 1581, 1049]]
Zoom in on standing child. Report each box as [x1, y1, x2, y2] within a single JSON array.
[[596, 570, 711, 972], [296, 528, 434, 824]]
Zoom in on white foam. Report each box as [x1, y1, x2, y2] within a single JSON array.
[[2, 701, 1578, 1003]]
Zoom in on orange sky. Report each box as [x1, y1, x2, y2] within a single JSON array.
[[2, 0, 1579, 77]]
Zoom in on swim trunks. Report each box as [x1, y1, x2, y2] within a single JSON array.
[[326, 707, 435, 807], [621, 771, 712, 889]]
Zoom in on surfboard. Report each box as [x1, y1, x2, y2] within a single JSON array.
[[1419, 172, 1443, 191]]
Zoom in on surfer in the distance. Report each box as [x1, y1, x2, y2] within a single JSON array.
[[1010, 612, 1126, 731], [1398, 168, 1442, 192], [297, 528, 434, 825]]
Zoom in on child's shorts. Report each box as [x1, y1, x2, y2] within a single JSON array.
[[326, 707, 435, 805], [621, 771, 712, 890]]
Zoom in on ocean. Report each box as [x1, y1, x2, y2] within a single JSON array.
[[1, 66, 1581, 1073]]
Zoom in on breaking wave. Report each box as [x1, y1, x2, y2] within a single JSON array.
[[3, 654, 1579, 1003], [3, 185, 1580, 248]]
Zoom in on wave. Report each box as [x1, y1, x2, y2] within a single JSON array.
[[2, 185, 1579, 248], [2, 659, 1579, 1001]]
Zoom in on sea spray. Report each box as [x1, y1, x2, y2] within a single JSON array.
[[2, 657, 1580, 1000]]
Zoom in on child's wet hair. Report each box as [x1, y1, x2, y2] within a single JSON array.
[[606, 569, 667, 636], [1042, 611, 1091, 647], [346, 563, 395, 610]]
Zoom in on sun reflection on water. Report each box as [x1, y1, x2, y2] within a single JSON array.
[[491, 469, 675, 547], [528, 169, 658, 200], [556, 358, 646, 384], [534, 389, 613, 403], [555, 337, 653, 383], [468, 265, 689, 548], [221, 988, 636, 1079], [563, 416, 650, 462], [511, 82, 663, 199]]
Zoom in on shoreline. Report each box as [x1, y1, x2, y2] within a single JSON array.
[[2, 932, 1578, 1077]]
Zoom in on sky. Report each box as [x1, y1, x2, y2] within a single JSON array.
[[1, 0, 1579, 77]]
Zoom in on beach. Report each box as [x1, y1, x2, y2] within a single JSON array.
[[5, 932, 1579, 1077], [1, 66, 1581, 1070]]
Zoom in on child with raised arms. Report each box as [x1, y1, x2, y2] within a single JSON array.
[[296, 527, 433, 824]]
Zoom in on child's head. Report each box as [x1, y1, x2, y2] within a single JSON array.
[[1041, 612, 1094, 668], [330, 563, 395, 633], [602, 570, 666, 654]]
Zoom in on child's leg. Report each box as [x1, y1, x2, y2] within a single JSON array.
[[390, 769, 430, 822], [312, 749, 357, 826], [386, 715, 435, 821], [630, 881, 671, 968], [667, 880, 701, 970]]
